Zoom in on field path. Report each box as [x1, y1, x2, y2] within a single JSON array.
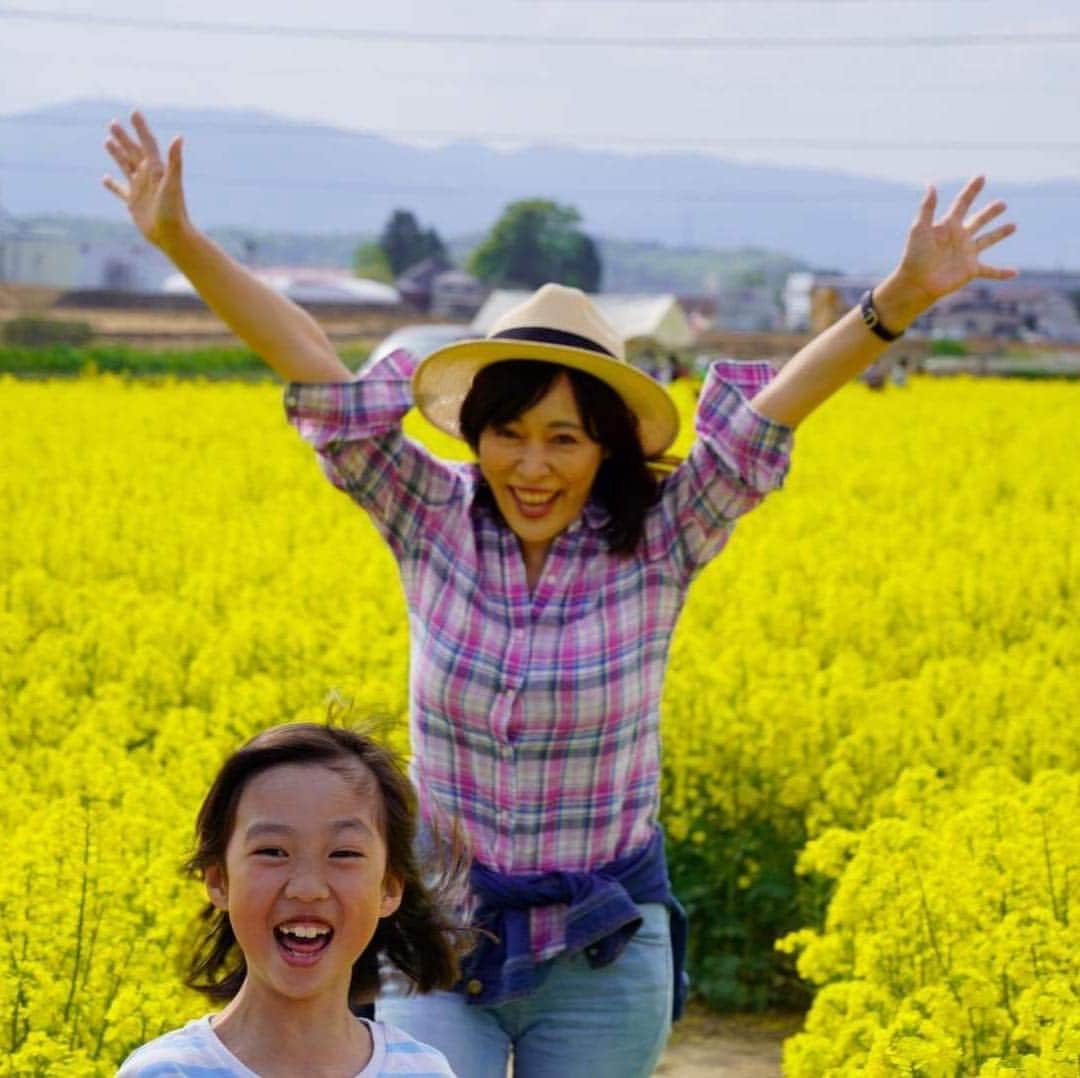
[[654, 1010, 802, 1076]]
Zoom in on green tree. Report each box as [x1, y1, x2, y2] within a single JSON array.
[[352, 241, 394, 283], [378, 210, 447, 276], [467, 200, 602, 292]]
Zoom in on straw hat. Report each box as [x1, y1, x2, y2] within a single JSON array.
[[412, 283, 680, 458]]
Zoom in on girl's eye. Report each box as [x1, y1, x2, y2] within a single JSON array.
[[253, 847, 286, 858], [330, 849, 364, 859], [492, 426, 520, 440], [552, 434, 580, 446]]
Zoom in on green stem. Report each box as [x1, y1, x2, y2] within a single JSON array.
[[62, 814, 92, 1026], [1041, 817, 1063, 924], [93, 939, 134, 1060], [915, 861, 960, 1004]]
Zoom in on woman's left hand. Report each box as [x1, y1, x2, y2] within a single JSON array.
[[891, 175, 1017, 310]]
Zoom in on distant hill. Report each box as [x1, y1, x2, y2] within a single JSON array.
[[3, 98, 1077, 272]]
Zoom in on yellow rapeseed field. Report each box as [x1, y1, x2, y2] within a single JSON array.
[[2, 372, 1078, 1075]]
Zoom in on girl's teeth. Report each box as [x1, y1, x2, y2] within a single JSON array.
[[281, 924, 329, 938]]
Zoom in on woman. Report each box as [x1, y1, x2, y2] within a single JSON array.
[[104, 111, 1016, 1078]]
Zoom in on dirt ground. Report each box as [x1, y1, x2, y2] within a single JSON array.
[[0, 283, 432, 350], [654, 1009, 802, 1077]]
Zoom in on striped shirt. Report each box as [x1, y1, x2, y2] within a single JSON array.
[[285, 351, 792, 962], [116, 1016, 455, 1076]]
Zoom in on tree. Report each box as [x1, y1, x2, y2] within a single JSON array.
[[352, 241, 393, 283], [467, 200, 602, 292], [377, 210, 447, 276]]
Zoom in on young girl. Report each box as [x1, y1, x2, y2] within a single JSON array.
[[118, 723, 464, 1077], [104, 111, 1015, 1077]]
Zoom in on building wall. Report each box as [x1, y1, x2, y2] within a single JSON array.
[[0, 234, 81, 287], [0, 230, 173, 291]]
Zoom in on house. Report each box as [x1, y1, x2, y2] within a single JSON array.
[[430, 270, 486, 319], [713, 285, 782, 332], [782, 272, 816, 332], [472, 290, 695, 382], [927, 287, 1023, 340], [998, 286, 1080, 341], [785, 270, 1080, 342], [0, 210, 173, 291], [395, 254, 452, 311]]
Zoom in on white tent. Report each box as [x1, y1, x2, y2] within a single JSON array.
[[162, 268, 400, 306], [471, 291, 694, 381]]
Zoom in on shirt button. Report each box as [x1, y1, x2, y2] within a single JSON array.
[[466, 978, 484, 996]]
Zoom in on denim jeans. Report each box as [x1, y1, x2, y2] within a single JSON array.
[[377, 903, 673, 1078]]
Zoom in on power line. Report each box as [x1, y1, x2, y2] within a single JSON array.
[[532, 0, 988, 3], [521, 0, 991, 4], [0, 47, 1014, 94], [0, 7, 1075, 49], [5, 115, 1080, 153], [3, 159, 1077, 201]]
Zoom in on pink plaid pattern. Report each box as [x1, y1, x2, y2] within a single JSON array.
[[285, 350, 792, 961]]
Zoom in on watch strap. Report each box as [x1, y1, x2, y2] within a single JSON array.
[[860, 289, 903, 342]]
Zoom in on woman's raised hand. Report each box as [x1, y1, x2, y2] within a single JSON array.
[[892, 176, 1018, 308], [103, 111, 189, 251]]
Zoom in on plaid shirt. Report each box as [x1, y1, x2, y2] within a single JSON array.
[[285, 350, 792, 962]]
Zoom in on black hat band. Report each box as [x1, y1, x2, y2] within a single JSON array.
[[491, 326, 615, 358]]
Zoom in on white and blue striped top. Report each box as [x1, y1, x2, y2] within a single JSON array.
[[116, 1016, 456, 1077]]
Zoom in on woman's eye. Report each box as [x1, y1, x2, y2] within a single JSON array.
[[552, 434, 580, 446], [330, 849, 364, 859], [253, 847, 286, 858]]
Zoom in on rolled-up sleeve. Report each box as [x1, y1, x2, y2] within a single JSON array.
[[284, 348, 460, 558], [650, 360, 793, 578]]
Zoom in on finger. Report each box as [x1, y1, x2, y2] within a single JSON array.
[[130, 110, 162, 163], [104, 138, 136, 176], [166, 135, 183, 177], [162, 136, 185, 198], [945, 175, 985, 223], [965, 200, 1006, 234], [974, 222, 1017, 252], [102, 174, 130, 202], [976, 263, 1019, 281], [108, 120, 141, 161], [915, 184, 937, 228]]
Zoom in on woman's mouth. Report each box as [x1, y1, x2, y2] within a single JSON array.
[[274, 921, 334, 966], [510, 487, 560, 519]]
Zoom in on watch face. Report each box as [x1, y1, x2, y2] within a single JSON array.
[[861, 292, 897, 340]]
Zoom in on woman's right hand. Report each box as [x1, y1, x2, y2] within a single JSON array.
[[101, 108, 350, 381], [103, 111, 189, 251]]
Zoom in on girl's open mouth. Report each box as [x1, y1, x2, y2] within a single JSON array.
[[274, 922, 334, 966], [511, 488, 559, 519]]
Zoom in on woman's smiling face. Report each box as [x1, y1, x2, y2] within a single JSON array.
[[204, 762, 402, 1007], [476, 372, 604, 566]]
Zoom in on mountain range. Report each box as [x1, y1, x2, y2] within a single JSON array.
[[2, 98, 1078, 273]]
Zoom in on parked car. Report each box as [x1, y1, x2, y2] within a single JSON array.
[[365, 323, 473, 369]]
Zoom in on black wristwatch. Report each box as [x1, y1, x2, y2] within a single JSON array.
[[860, 289, 903, 342]]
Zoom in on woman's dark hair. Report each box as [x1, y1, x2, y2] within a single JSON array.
[[182, 718, 469, 1007], [458, 360, 659, 554]]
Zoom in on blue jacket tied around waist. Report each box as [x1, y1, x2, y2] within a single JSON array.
[[460, 827, 688, 1020]]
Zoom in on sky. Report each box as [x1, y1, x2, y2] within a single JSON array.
[[2, 0, 1079, 191]]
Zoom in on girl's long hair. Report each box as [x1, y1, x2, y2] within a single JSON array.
[[459, 359, 660, 555], [182, 718, 470, 1007]]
